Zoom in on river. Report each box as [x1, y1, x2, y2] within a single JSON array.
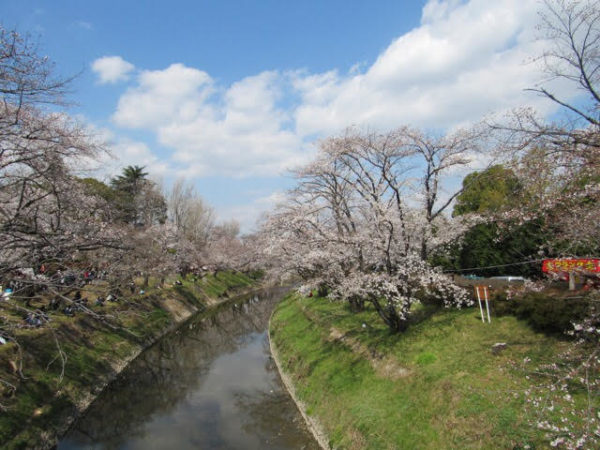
[[58, 286, 319, 450]]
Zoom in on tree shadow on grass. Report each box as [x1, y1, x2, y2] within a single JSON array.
[[409, 303, 443, 326]]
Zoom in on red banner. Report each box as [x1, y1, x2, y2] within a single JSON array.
[[542, 259, 600, 273]]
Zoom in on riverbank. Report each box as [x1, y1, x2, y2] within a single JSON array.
[[0, 272, 256, 449], [268, 304, 329, 450], [269, 292, 580, 449]]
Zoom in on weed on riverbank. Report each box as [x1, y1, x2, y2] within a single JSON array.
[[270, 293, 583, 449]]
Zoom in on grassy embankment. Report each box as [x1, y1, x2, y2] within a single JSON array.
[[0, 271, 254, 449], [270, 293, 582, 449]]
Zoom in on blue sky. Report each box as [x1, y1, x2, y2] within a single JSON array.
[[1, 0, 577, 230]]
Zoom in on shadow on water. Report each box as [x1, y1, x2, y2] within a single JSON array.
[[59, 286, 319, 450]]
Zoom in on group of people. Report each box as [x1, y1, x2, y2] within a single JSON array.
[[52, 268, 102, 286], [5, 265, 145, 329], [21, 287, 123, 327]]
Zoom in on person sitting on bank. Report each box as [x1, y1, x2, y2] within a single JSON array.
[[24, 313, 42, 327]]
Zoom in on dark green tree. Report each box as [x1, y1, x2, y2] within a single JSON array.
[[453, 165, 521, 216], [432, 165, 547, 277], [111, 165, 149, 197], [110, 166, 166, 226]]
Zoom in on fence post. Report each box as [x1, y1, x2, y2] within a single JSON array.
[[474, 285, 491, 323]]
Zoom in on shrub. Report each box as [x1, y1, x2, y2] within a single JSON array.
[[493, 292, 591, 335]]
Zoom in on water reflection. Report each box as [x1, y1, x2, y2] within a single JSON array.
[[59, 287, 318, 450]]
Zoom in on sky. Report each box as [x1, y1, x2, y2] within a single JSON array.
[[1, 0, 579, 231]]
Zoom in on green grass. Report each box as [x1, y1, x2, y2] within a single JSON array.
[[0, 270, 256, 449], [270, 294, 582, 449], [194, 271, 253, 298]]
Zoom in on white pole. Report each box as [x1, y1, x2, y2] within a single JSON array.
[[569, 272, 576, 291], [476, 287, 485, 323], [484, 286, 491, 323]]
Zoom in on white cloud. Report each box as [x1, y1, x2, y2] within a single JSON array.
[[293, 0, 567, 136], [113, 63, 214, 127], [108, 0, 578, 179], [92, 56, 135, 84], [114, 68, 312, 177]]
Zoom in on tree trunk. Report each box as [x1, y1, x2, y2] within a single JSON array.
[[317, 284, 328, 297], [348, 297, 365, 312], [420, 237, 428, 261], [370, 298, 408, 333]]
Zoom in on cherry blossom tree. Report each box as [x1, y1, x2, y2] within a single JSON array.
[[258, 126, 478, 331], [490, 0, 600, 254], [167, 178, 214, 249], [0, 27, 120, 280], [532, 0, 599, 130], [0, 28, 136, 392], [203, 220, 248, 276], [483, 3, 600, 445]]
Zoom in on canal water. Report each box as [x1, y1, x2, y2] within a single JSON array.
[[59, 287, 318, 450]]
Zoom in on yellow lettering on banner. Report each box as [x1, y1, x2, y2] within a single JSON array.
[[545, 259, 600, 274]]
